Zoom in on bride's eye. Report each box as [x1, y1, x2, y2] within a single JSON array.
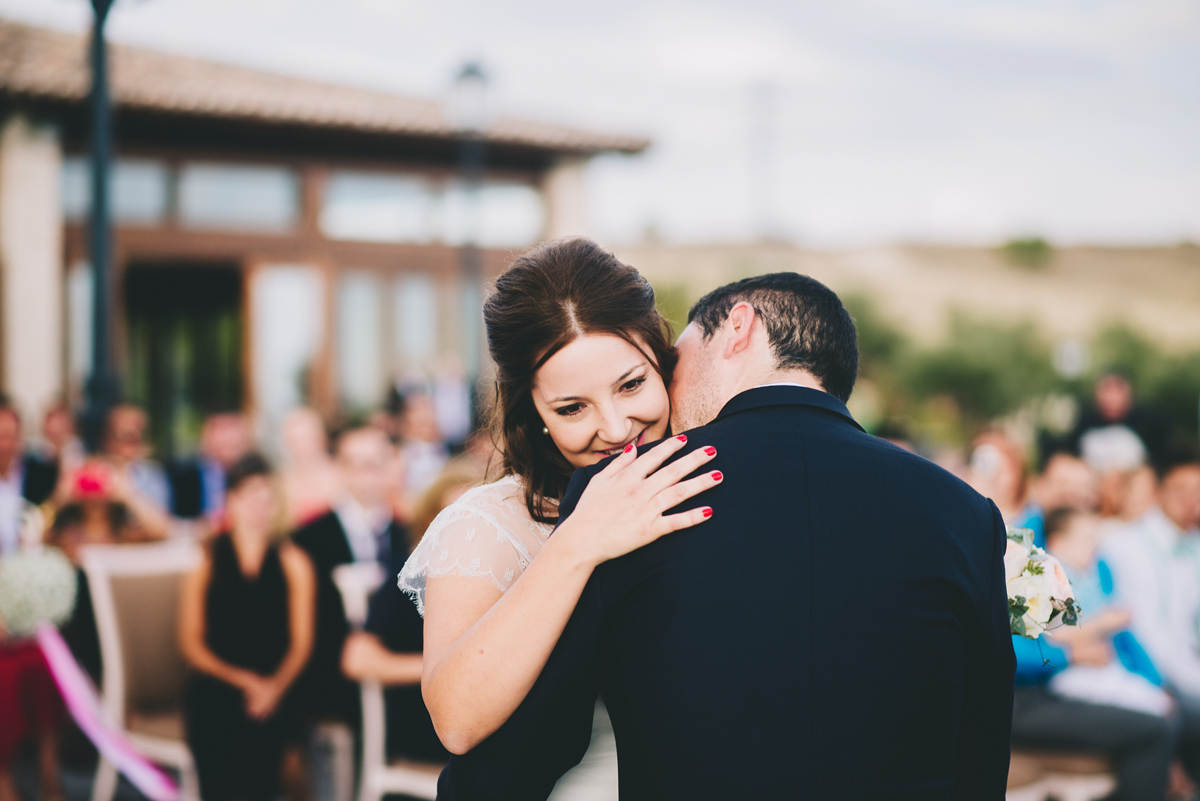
[[555, 403, 584, 417], [620, 377, 646, 393]]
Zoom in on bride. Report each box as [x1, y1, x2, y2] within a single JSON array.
[[398, 237, 722, 797]]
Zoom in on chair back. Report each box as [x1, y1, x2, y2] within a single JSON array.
[[81, 541, 203, 720], [331, 563, 394, 801], [332, 562, 385, 628]]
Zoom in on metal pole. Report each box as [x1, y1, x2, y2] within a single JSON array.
[[83, 0, 117, 452]]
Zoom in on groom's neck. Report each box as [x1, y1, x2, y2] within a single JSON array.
[[741, 368, 824, 396]]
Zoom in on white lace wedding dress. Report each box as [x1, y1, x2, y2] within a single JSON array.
[[398, 475, 618, 800]]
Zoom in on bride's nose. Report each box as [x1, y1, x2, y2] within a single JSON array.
[[595, 403, 632, 446]]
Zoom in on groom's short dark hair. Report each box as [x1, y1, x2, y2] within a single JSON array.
[[687, 272, 859, 403]]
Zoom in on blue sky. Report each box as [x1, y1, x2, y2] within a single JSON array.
[[3, 0, 1198, 247]]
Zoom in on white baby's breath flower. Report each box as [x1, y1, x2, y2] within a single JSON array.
[[0, 547, 78, 637]]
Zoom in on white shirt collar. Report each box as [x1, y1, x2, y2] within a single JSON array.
[[334, 496, 391, 563]]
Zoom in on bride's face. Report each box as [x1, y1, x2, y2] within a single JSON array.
[[531, 333, 670, 469]]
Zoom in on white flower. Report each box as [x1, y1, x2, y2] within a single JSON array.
[[1008, 574, 1054, 638], [0, 547, 78, 637], [503, 568, 515, 582], [1004, 540, 1030, 583], [1041, 554, 1074, 602]]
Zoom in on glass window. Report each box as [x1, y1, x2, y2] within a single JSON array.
[[336, 271, 386, 411], [251, 265, 324, 452], [393, 273, 438, 371], [321, 172, 435, 243], [178, 163, 298, 232], [61, 157, 88, 221], [480, 183, 546, 247], [439, 180, 545, 247], [61, 156, 170, 224]]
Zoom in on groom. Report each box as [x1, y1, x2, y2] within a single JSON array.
[[439, 273, 1015, 799]]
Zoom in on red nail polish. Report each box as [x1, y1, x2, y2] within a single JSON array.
[[702, 507, 713, 518], [623, 442, 634, 453], [676, 434, 687, 443], [711, 471, 722, 481], [704, 446, 716, 456]]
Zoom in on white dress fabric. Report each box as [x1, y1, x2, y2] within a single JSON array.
[[398, 475, 618, 800]]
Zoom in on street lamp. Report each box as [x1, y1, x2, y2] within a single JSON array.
[[82, 0, 118, 452], [450, 61, 488, 420]]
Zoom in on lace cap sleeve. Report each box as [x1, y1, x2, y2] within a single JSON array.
[[397, 477, 550, 616]]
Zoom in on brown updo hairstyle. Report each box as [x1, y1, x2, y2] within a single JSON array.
[[485, 237, 677, 523]]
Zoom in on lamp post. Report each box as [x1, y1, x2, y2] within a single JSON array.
[[450, 61, 488, 414], [82, 0, 117, 452]]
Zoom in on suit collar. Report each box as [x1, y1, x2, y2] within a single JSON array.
[[712, 385, 864, 432]]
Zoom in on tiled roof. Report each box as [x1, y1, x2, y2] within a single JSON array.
[[0, 19, 649, 155]]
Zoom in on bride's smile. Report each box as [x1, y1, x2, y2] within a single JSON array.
[[530, 333, 670, 469]]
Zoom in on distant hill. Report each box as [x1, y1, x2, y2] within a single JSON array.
[[618, 242, 1200, 349]]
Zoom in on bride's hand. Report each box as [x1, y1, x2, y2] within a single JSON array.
[[556, 435, 721, 565]]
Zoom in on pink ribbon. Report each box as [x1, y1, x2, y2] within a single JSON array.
[[35, 624, 180, 801]]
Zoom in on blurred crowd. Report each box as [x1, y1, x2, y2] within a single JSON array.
[[953, 369, 1200, 801], [0, 389, 492, 801], [1, 365, 1199, 801]]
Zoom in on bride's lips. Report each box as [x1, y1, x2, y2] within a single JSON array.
[[596, 429, 647, 458]]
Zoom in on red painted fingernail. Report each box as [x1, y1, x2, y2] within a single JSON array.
[[710, 471, 722, 481], [623, 442, 634, 453], [702, 507, 713, 518], [704, 446, 716, 456], [676, 434, 687, 443]]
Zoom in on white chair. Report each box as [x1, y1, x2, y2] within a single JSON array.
[[1006, 750, 1116, 801], [80, 540, 204, 801], [332, 562, 444, 801]]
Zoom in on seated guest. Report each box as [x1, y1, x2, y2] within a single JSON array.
[[279, 407, 340, 527], [398, 393, 449, 504], [169, 412, 253, 524], [341, 458, 485, 762], [1011, 508, 1176, 801], [1041, 508, 1170, 717], [0, 404, 59, 555], [1020, 452, 1101, 548], [1110, 464, 1158, 525], [1103, 440, 1200, 780], [34, 405, 84, 472], [965, 429, 1031, 522], [179, 454, 315, 801], [56, 405, 171, 539], [292, 427, 408, 726], [1104, 442, 1200, 695], [1079, 424, 1151, 521]]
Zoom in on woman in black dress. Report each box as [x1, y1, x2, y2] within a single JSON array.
[[179, 454, 315, 801]]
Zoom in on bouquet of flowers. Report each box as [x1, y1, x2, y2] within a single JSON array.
[[0, 505, 78, 637], [1005, 525, 1080, 639]]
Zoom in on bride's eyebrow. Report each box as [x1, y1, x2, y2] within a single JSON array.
[[546, 362, 647, 404], [609, 362, 647, 389]]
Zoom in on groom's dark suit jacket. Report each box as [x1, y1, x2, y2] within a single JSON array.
[[439, 386, 1015, 800]]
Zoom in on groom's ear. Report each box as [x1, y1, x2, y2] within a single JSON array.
[[722, 302, 757, 359]]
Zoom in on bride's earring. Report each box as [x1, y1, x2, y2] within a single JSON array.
[[542, 426, 549, 435]]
